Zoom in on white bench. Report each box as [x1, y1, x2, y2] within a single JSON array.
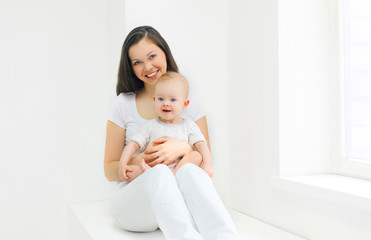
[[68, 200, 306, 240]]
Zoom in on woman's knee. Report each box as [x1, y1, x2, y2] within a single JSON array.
[[113, 213, 158, 232], [110, 186, 158, 233], [175, 163, 210, 188]]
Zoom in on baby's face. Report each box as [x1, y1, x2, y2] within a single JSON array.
[[154, 80, 188, 123]]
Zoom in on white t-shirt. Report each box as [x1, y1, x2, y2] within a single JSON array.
[[108, 90, 205, 156]]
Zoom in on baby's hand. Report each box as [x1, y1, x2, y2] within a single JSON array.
[[202, 166, 214, 178], [119, 163, 134, 181]]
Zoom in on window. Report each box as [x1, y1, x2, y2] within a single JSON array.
[[334, 0, 371, 180]]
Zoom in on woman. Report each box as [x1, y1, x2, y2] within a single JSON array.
[[104, 26, 240, 240]]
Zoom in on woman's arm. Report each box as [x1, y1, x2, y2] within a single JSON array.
[[195, 116, 211, 150], [104, 120, 126, 181]]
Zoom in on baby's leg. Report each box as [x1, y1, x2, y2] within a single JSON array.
[[126, 165, 143, 182], [172, 151, 202, 175]]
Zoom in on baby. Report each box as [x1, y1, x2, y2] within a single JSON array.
[[119, 72, 213, 182]]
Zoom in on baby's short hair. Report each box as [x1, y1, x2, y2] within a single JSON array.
[[156, 72, 189, 97]]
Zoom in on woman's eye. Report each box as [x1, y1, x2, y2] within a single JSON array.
[[133, 61, 141, 65], [149, 54, 156, 59]]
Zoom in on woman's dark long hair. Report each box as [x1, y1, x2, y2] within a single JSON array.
[[116, 26, 179, 95]]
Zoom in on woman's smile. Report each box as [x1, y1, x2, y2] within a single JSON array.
[[146, 70, 159, 78]]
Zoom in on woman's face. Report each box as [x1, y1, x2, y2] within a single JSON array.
[[129, 39, 167, 87]]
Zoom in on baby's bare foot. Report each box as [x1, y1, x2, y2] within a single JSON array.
[[140, 159, 151, 172]]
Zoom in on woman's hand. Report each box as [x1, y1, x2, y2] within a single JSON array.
[[144, 137, 193, 167]]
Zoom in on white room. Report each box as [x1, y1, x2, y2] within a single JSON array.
[[1, 0, 371, 240]]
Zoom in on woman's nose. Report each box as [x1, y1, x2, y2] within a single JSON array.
[[144, 61, 153, 71]]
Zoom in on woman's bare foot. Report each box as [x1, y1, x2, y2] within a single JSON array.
[[140, 159, 151, 172]]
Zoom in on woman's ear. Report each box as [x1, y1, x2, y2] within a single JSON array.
[[183, 99, 190, 109]]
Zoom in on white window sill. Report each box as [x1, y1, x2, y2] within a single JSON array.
[[270, 174, 371, 213]]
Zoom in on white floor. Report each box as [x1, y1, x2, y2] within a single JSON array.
[[68, 200, 307, 240]]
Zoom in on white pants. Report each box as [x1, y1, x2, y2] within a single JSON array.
[[110, 163, 240, 240]]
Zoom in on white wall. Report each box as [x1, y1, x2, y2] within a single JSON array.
[[279, 0, 334, 176], [0, 1, 120, 239], [123, 0, 231, 202], [228, 0, 279, 221]]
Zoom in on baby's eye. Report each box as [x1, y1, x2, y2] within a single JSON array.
[[170, 98, 176, 102], [158, 97, 164, 101]]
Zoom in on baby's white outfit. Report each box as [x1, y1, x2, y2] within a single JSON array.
[[131, 118, 206, 170]]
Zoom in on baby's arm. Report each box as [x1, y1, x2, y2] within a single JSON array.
[[194, 141, 214, 177], [119, 141, 140, 181]]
